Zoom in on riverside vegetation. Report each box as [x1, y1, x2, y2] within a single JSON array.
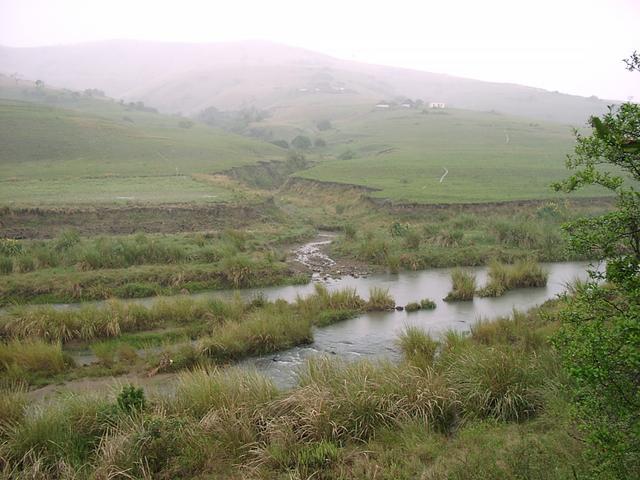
[[0, 284, 395, 386], [0, 300, 587, 479], [0, 51, 636, 480]]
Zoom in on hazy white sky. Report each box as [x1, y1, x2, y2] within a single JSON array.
[[1, 0, 638, 100]]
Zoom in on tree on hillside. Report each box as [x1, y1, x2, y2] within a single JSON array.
[[291, 135, 312, 150], [552, 52, 640, 478]]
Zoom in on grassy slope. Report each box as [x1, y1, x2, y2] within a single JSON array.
[[0, 85, 286, 204], [290, 106, 604, 203]]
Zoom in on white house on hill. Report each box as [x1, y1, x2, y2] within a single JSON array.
[[429, 102, 446, 109]]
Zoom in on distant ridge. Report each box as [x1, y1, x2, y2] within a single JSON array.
[[0, 39, 613, 124]]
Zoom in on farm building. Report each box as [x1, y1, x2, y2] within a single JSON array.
[[429, 102, 446, 109]]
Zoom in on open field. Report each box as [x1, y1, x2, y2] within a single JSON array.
[[291, 107, 606, 203], [0, 95, 286, 205]]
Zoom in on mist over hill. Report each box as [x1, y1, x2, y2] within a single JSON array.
[[0, 40, 612, 124]]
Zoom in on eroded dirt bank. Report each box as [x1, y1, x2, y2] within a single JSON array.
[[0, 199, 279, 239]]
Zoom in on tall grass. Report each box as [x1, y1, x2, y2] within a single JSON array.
[[445, 345, 545, 421], [478, 260, 548, 297], [0, 340, 70, 378], [0, 301, 578, 478], [0, 296, 246, 343], [444, 269, 477, 301], [366, 287, 395, 311], [398, 326, 439, 370], [199, 309, 313, 361]]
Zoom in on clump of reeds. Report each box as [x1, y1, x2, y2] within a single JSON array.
[[478, 260, 548, 297], [444, 269, 476, 301], [445, 344, 545, 422], [199, 309, 313, 362], [398, 326, 439, 369], [0, 340, 70, 378], [420, 298, 437, 309], [366, 287, 395, 311], [404, 302, 421, 312]]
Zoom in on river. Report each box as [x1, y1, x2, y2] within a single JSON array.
[[229, 260, 596, 387]]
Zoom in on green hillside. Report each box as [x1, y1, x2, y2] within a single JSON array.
[[0, 89, 286, 205], [291, 106, 603, 203]]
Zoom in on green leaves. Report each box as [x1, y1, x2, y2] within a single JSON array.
[[553, 72, 640, 477]]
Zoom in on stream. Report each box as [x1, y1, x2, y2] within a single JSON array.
[[44, 236, 600, 391], [237, 260, 596, 387]]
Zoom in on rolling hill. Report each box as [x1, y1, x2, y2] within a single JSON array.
[[0, 40, 613, 125], [0, 81, 286, 205]]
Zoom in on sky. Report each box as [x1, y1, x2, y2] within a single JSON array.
[[0, 0, 639, 101]]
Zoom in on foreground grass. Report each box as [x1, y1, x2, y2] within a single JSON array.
[[0, 300, 590, 479]]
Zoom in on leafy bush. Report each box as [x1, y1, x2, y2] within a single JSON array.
[[291, 135, 312, 149], [390, 221, 410, 237], [117, 384, 146, 413]]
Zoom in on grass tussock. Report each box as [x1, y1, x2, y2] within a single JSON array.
[[478, 260, 548, 297], [0, 340, 71, 380], [444, 269, 476, 301], [398, 326, 439, 370], [199, 309, 313, 362], [366, 287, 395, 311]]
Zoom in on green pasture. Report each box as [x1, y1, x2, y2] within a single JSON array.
[[293, 107, 604, 203]]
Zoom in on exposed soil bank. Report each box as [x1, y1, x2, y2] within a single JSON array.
[[286, 176, 615, 213], [0, 199, 280, 239]]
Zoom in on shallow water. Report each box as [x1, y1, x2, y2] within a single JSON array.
[[233, 260, 597, 388], [54, 260, 599, 388]]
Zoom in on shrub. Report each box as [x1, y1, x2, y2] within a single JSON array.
[[270, 139, 289, 149], [117, 384, 146, 413], [444, 269, 476, 301], [316, 119, 332, 131], [337, 149, 355, 160], [291, 135, 312, 149], [390, 221, 410, 237]]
